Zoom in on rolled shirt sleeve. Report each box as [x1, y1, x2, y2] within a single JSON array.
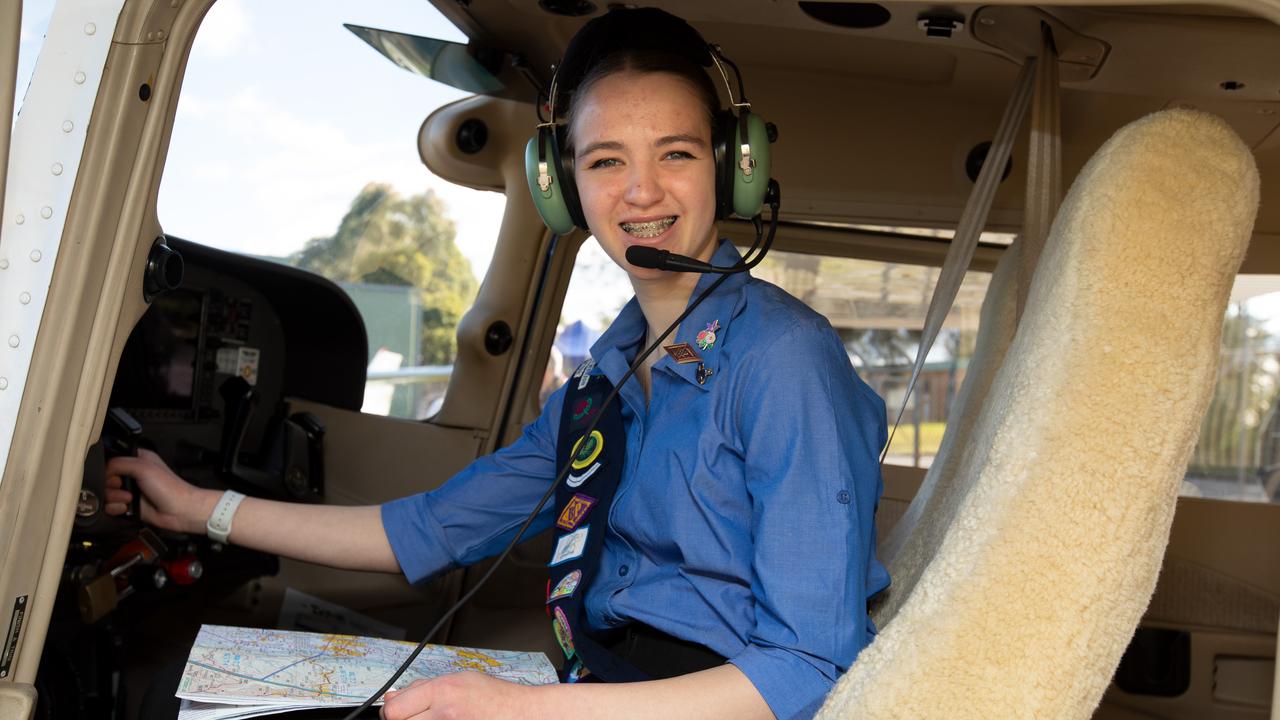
[[728, 318, 888, 720], [380, 383, 567, 584]]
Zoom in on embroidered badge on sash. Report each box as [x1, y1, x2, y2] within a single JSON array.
[[571, 395, 597, 423], [565, 659, 591, 683], [548, 569, 583, 603], [572, 358, 595, 378], [556, 494, 597, 531], [696, 319, 720, 351], [549, 526, 589, 566], [571, 431, 604, 470], [566, 461, 601, 488], [552, 606, 576, 659], [663, 343, 701, 364]]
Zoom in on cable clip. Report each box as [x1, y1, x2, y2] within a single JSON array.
[[739, 144, 755, 176], [537, 161, 554, 193]]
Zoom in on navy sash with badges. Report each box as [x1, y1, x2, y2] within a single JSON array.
[[546, 361, 649, 684]]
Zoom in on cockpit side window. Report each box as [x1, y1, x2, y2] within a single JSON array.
[[538, 239, 632, 408], [157, 0, 505, 420], [540, 237, 995, 472], [753, 248, 992, 470], [12, 1, 52, 121], [1187, 275, 1280, 504]]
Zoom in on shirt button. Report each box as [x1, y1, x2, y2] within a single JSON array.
[[618, 564, 630, 577], [837, 490, 852, 505]]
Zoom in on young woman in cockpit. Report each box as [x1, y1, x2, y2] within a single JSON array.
[[108, 8, 888, 719]]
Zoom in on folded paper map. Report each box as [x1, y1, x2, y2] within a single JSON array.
[[176, 625, 558, 719]]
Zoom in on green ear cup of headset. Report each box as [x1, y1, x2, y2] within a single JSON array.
[[525, 132, 578, 236], [731, 113, 773, 219]]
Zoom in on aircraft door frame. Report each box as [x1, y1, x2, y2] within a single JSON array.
[[0, 0, 127, 490], [0, 0, 25, 710], [0, 0, 129, 690]]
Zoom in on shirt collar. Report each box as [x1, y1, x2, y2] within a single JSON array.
[[590, 239, 750, 393]]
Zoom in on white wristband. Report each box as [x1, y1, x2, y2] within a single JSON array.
[[206, 490, 246, 544]]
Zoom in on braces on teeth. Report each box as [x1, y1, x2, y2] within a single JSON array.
[[621, 217, 676, 238]]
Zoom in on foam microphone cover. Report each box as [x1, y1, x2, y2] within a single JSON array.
[[625, 245, 668, 269]]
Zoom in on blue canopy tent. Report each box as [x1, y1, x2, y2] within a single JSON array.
[[555, 320, 601, 370]]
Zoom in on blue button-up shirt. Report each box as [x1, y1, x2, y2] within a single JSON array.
[[382, 240, 890, 719]]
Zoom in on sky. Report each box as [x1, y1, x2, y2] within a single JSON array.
[[16, 0, 508, 278]]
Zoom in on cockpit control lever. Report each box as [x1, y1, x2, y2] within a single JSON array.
[[103, 407, 143, 518], [78, 407, 146, 533], [77, 528, 168, 623], [218, 376, 277, 494], [218, 377, 326, 502]]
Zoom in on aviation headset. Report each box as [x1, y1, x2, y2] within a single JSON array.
[[524, 8, 772, 235]]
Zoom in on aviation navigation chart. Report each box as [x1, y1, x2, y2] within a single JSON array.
[[176, 625, 558, 719]]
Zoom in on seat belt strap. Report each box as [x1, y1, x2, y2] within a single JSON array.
[[881, 41, 1054, 463], [1019, 24, 1063, 317]]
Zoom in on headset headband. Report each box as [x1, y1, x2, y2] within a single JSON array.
[[526, 7, 772, 232], [543, 8, 749, 127]]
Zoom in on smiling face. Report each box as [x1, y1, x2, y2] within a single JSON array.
[[568, 70, 719, 283]]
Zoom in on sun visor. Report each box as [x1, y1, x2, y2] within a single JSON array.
[[345, 24, 520, 99]]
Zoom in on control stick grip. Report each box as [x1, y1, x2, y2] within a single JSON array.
[[103, 407, 144, 518]]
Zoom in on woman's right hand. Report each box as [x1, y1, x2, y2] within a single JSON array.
[[106, 450, 398, 572], [104, 449, 215, 535]]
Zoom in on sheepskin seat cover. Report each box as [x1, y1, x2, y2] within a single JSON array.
[[819, 109, 1259, 719], [875, 239, 1020, 602]]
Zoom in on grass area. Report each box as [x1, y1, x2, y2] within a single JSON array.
[[886, 421, 948, 457]]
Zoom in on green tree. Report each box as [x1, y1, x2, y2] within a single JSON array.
[[291, 183, 477, 364]]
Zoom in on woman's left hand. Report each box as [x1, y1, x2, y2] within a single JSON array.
[[379, 672, 531, 720]]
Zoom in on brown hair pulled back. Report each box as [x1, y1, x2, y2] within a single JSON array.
[[562, 48, 721, 157]]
